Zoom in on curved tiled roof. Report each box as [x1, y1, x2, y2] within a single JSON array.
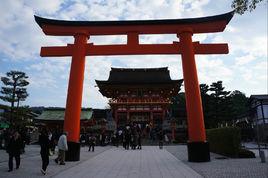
[[35, 108, 92, 121], [96, 67, 182, 85], [34, 11, 234, 28]]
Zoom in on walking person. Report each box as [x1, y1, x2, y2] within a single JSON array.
[[39, 128, 50, 175], [158, 130, 164, 149], [7, 131, 23, 172], [114, 131, 119, 147], [122, 132, 126, 149], [164, 133, 170, 144], [55, 132, 68, 165], [88, 134, 96, 152], [125, 127, 131, 150], [137, 131, 142, 150], [50, 131, 58, 155]]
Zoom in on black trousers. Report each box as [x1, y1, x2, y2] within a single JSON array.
[[159, 141, 163, 149], [137, 139, 142, 149], [88, 144, 95, 152], [41, 152, 49, 171], [8, 153, 20, 170]]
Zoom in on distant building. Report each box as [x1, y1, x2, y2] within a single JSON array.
[[33, 108, 116, 134], [96, 67, 186, 140], [34, 108, 93, 131], [250, 95, 268, 143]]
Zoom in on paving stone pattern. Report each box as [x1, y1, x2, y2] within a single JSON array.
[[53, 146, 202, 178], [0, 145, 111, 178], [1, 144, 267, 178], [165, 145, 268, 178]]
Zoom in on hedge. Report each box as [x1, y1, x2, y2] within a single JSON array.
[[238, 148, 256, 158], [206, 127, 241, 157]]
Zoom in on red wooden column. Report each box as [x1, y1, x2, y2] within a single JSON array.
[[63, 33, 88, 161], [178, 29, 210, 162]]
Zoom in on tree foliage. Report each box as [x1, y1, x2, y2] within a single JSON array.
[[209, 81, 232, 125], [229, 90, 249, 118], [201, 81, 249, 128], [172, 81, 249, 129], [232, 0, 265, 14], [0, 71, 29, 110]]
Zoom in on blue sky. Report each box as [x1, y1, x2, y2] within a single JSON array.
[[0, 0, 267, 108]]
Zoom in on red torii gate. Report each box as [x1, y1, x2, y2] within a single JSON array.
[[35, 11, 234, 162]]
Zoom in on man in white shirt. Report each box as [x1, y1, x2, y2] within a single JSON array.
[[55, 132, 68, 165]]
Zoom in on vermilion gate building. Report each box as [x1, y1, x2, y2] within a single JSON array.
[[35, 11, 234, 162]]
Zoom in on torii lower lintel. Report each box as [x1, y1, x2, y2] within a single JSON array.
[[40, 42, 228, 57], [35, 11, 234, 162]]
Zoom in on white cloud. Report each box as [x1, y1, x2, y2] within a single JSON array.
[[0, 1, 68, 61], [24, 0, 64, 15], [226, 25, 238, 33], [196, 56, 233, 84], [0, 0, 267, 108], [235, 54, 256, 65], [58, 3, 89, 20], [25, 58, 71, 89]]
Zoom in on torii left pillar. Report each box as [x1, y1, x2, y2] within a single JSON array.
[[64, 34, 88, 161]]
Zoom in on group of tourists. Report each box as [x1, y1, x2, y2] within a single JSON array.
[[112, 123, 168, 150], [80, 133, 98, 152], [3, 123, 167, 175], [2, 127, 68, 175], [39, 128, 68, 175], [115, 123, 143, 150]]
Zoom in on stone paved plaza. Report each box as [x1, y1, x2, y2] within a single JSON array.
[[0, 145, 267, 178], [166, 145, 268, 178]]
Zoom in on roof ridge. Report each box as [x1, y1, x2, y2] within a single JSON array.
[[111, 67, 168, 71]]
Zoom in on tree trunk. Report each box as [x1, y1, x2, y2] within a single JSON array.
[[17, 98, 20, 109], [11, 80, 17, 111]]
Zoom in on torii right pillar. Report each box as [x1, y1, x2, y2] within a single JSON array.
[[179, 29, 210, 162]]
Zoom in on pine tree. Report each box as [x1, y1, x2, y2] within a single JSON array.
[[0, 71, 29, 112], [200, 84, 215, 128]]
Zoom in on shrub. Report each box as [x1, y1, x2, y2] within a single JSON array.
[[206, 127, 241, 157], [238, 149, 256, 158]]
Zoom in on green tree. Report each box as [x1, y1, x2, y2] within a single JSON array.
[[0, 71, 29, 112], [200, 84, 215, 128], [209, 81, 232, 125], [229, 90, 249, 119], [200, 84, 210, 96], [172, 92, 186, 108], [173, 82, 249, 129], [232, 0, 265, 14], [210, 81, 231, 99]]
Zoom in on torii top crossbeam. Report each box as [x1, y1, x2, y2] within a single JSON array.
[[35, 11, 234, 57], [35, 11, 233, 35]]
